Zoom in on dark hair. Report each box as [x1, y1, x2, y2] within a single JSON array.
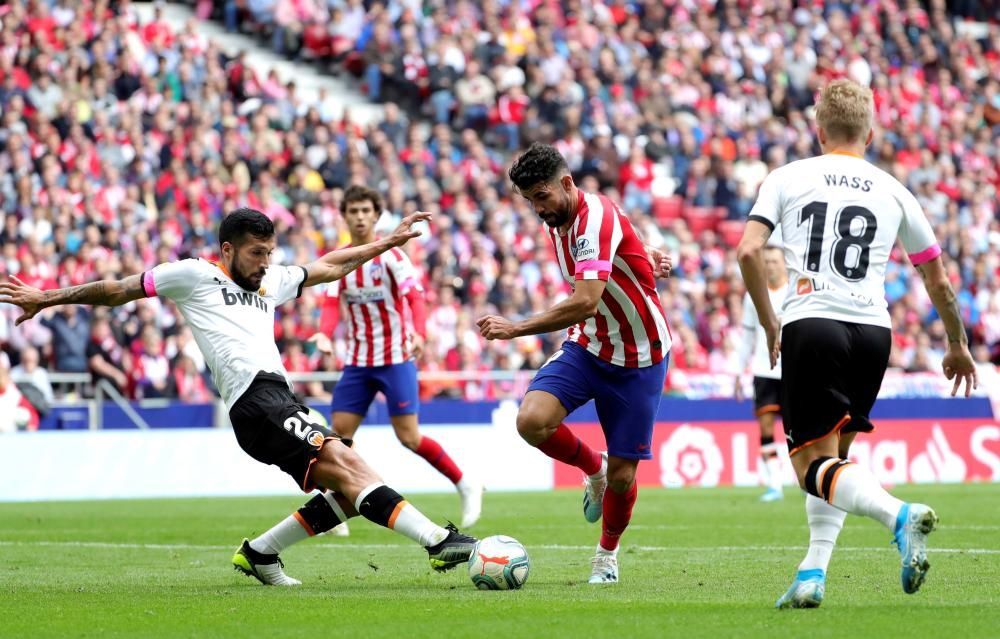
[[218, 208, 274, 248], [343, 184, 383, 213], [508, 143, 568, 192]]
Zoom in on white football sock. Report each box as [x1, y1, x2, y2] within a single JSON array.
[[596, 542, 619, 556], [798, 495, 847, 573], [249, 515, 310, 555], [389, 503, 449, 547], [827, 462, 903, 531], [761, 443, 784, 491], [456, 477, 474, 494]]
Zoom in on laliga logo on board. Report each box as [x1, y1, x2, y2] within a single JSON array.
[[909, 425, 967, 483], [659, 424, 724, 487]]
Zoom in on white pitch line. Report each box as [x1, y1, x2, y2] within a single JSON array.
[[0, 540, 998, 554]]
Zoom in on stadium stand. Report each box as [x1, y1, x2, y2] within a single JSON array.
[[0, 0, 997, 411]]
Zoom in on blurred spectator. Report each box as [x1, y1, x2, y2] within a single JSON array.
[[86, 317, 130, 396], [0, 361, 38, 432], [133, 325, 171, 399], [172, 354, 213, 403], [40, 307, 90, 374], [10, 345, 54, 405]]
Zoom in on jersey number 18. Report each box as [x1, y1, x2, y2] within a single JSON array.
[[799, 201, 878, 281]]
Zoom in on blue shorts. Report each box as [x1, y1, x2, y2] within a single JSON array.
[[330, 361, 419, 417], [527, 342, 667, 460]]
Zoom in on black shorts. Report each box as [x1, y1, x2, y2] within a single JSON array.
[[780, 318, 891, 456], [229, 372, 343, 492], [752, 376, 782, 417]]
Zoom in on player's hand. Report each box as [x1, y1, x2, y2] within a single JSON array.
[[409, 333, 425, 359], [0, 275, 46, 325], [307, 332, 334, 355], [942, 344, 978, 398], [646, 246, 672, 279], [764, 321, 781, 370], [387, 211, 432, 247], [476, 315, 519, 340]]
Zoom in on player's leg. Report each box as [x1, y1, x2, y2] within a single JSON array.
[[789, 429, 856, 588], [307, 438, 477, 571], [754, 377, 784, 501], [840, 324, 937, 594], [587, 454, 637, 585], [231, 385, 475, 581], [784, 321, 935, 600], [587, 354, 666, 585], [382, 361, 482, 527], [776, 319, 851, 607], [517, 346, 605, 515], [234, 490, 359, 585], [324, 413, 365, 536], [332, 412, 365, 440], [325, 366, 379, 536]]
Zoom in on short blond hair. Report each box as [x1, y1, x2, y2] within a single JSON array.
[[815, 79, 874, 144]]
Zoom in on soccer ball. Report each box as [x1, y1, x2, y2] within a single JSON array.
[[467, 535, 530, 590]]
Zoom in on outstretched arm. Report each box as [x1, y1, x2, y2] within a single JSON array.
[[915, 256, 978, 397], [0, 274, 146, 325], [477, 280, 605, 340], [301, 212, 431, 287]]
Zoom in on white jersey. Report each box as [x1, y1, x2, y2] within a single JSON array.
[[748, 153, 939, 329], [327, 247, 421, 367], [142, 258, 307, 409], [741, 287, 786, 379]]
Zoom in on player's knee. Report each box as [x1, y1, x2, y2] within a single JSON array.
[[515, 408, 555, 445], [606, 465, 636, 493], [395, 430, 420, 450], [332, 421, 356, 439]]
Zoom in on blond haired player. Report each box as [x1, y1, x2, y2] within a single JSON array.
[[738, 80, 977, 608]]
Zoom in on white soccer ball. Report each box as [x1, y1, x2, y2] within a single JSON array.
[[467, 535, 530, 590]]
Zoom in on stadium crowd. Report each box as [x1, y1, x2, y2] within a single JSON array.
[[0, 0, 998, 418]]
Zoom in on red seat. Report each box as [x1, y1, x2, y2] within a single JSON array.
[[653, 196, 683, 226], [718, 220, 745, 248], [684, 206, 719, 235]]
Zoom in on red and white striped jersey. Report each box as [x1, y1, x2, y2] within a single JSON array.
[[326, 247, 422, 367], [546, 191, 671, 368]]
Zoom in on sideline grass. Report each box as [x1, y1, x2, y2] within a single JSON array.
[[1, 484, 998, 638]]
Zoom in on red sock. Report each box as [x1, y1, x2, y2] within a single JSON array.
[[536, 424, 603, 476], [599, 482, 637, 551], [414, 436, 463, 484]]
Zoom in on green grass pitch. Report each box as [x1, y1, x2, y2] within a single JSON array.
[[1, 484, 998, 638]]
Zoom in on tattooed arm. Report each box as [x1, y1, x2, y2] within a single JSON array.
[[0, 274, 146, 326], [915, 256, 967, 346], [300, 211, 431, 287], [915, 256, 978, 397]]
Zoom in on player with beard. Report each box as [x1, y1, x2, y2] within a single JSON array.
[[477, 143, 672, 584], [0, 208, 478, 586], [262, 184, 482, 541]]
